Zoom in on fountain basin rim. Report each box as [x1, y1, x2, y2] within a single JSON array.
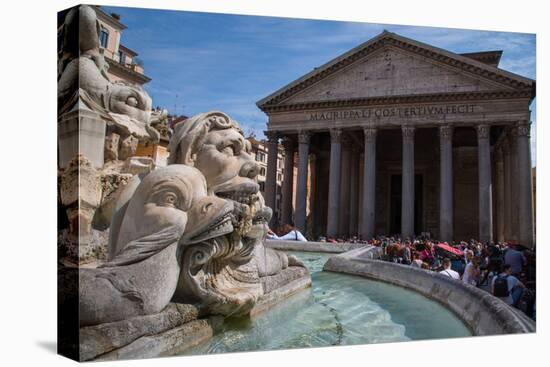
[[323, 246, 535, 336]]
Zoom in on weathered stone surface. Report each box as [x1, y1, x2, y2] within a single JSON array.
[[168, 112, 291, 316], [79, 165, 234, 326], [250, 271, 312, 318], [284, 47, 497, 105], [260, 265, 309, 294], [94, 319, 213, 361], [59, 155, 103, 244], [324, 248, 535, 335], [80, 303, 199, 361], [118, 135, 139, 160], [104, 132, 120, 162], [58, 109, 107, 170], [58, 228, 109, 265], [58, 6, 158, 145], [265, 239, 367, 253]]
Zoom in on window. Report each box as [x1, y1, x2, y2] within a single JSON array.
[[256, 151, 265, 163], [118, 51, 126, 65], [259, 182, 265, 192], [99, 28, 109, 48], [260, 167, 266, 176]]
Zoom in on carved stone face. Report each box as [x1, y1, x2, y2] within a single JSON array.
[[113, 165, 232, 259], [193, 127, 260, 202], [108, 82, 152, 125]]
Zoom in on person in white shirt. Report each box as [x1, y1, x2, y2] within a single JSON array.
[[266, 224, 307, 242], [462, 256, 481, 286], [439, 258, 460, 280]]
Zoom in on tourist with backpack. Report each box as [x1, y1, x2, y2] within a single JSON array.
[[491, 264, 526, 307]]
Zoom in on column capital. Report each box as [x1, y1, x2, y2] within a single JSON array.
[[298, 130, 311, 144], [439, 125, 453, 141], [402, 125, 415, 140], [264, 131, 279, 143], [281, 136, 296, 151], [330, 128, 343, 143], [363, 127, 377, 143], [516, 121, 531, 137], [476, 124, 490, 140]]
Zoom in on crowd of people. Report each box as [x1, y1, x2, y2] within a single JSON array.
[[266, 226, 536, 319], [372, 235, 536, 318]]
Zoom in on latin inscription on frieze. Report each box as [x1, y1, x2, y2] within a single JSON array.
[[309, 104, 476, 121]]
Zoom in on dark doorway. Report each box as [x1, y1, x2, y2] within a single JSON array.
[[389, 174, 424, 236]]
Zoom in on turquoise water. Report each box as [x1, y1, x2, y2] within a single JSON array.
[[184, 251, 471, 355]]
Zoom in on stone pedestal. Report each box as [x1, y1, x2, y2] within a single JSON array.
[[58, 108, 106, 170]]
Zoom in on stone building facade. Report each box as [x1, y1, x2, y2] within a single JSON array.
[[92, 6, 151, 85], [248, 136, 285, 226], [257, 31, 536, 247]]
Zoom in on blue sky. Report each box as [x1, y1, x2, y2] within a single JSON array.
[[104, 5, 536, 161]]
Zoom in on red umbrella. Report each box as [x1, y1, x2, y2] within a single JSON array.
[[436, 243, 463, 257]]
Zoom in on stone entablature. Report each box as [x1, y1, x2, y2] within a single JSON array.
[[265, 97, 531, 132]]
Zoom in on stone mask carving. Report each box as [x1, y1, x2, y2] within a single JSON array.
[[78, 165, 235, 326], [168, 111, 259, 200], [168, 111, 305, 315]]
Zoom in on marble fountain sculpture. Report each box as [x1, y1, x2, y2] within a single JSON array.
[[57, 7, 309, 360], [58, 6, 535, 362], [63, 113, 311, 361]]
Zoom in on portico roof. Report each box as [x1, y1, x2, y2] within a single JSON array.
[[257, 31, 535, 110]]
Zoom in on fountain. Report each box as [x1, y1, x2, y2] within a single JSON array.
[[57, 5, 534, 362]]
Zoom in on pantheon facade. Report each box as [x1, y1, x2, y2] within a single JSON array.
[[257, 31, 535, 247]]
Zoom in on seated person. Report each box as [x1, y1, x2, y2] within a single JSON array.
[[267, 224, 307, 242]]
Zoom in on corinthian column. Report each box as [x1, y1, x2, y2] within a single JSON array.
[[503, 140, 512, 241], [477, 124, 493, 244], [338, 137, 352, 238], [401, 126, 415, 239], [516, 121, 535, 247], [495, 147, 505, 243], [295, 131, 311, 233], [510, 128, 520, 241], [265, 131, 279, 229], [439, 125, 454, 242], [361, 127, 377, 240], [281, 137, 295, 226], [349, 146, 360, 237], [327, 128, 342, 238]]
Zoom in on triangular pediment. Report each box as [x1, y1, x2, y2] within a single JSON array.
[[257, 31, 534, 109]]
